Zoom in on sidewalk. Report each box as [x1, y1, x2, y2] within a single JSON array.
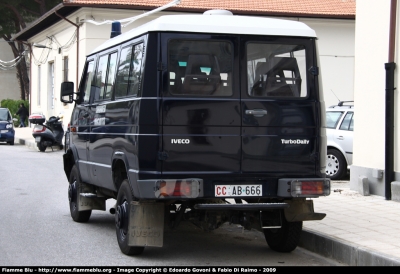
[[13, 127, 400, 266]]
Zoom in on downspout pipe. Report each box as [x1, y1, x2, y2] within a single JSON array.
[[55, 11, 79, 88], [385, 0, 397, 200]]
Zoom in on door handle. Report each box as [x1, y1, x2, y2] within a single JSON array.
[[245, 109, 268, 117]]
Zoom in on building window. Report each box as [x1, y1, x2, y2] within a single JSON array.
[[63, 56, 69, 81], [48, 62, 55, 109], [38, 65, 41, 106]]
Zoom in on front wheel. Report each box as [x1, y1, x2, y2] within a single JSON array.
[[326, 149, 347, 180], [37, 141, 46, 152], [68, 165, 92, 222], [115, 180, 145, 256], [263, 211, 302, 253]]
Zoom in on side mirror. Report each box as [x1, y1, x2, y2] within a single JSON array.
[[61, 82, 74, 103]]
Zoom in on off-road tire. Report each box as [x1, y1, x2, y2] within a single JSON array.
[[326, 149, 347, 180], [263, 212, 302, 253], [68, 165, 92, 222], [115, 180, 145, 256]]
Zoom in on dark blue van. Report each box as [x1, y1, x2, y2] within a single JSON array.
[[60, 10, 330, 256]]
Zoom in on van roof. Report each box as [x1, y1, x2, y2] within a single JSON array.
[[90, 13, 317, 55]]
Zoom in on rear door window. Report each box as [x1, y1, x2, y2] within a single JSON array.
[[247, 43, 307, 98], [168, 40, 233, 97]]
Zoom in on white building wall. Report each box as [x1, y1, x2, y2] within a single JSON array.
[[0, 39, 21, 102], [28, 8, 160, 128], [303, 19, 355, 107], [350, 0, 400, 196]]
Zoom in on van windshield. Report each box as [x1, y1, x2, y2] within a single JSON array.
[[247, 43, 307, 98]]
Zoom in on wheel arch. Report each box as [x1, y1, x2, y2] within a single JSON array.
[[63, 146, 79, 181], [112, 158, 129, 194]]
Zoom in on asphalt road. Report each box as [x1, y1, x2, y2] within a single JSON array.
[[0, 143, 346, 266]]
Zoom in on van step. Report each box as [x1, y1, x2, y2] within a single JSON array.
[[194, 203, 289, 211]]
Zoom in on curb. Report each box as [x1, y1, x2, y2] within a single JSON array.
[[299, 229, 400, 266], [15, 136, 39, 151], [15, 136, 63, 152]]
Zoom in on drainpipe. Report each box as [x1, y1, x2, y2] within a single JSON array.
[[55, 11, 79, 88], [385, 0, 397, 200], [29, 45, 32, 125]]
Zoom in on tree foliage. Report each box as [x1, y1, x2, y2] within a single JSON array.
[[0, 0, 62, 100]]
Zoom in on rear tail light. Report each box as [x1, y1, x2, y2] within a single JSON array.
[[33, 125, 46, 133], [291, 179, 330, 197], [155, 179, 201, 198]]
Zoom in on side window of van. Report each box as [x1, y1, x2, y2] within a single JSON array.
[[95, 52, 118, 101], [115, 43, 144, 98], [168, 40, 233, 96], [247, 43, 307, 98], [82, 60, 94, 103]]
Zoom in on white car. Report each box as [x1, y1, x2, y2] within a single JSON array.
[[325, 102, 354, 180]]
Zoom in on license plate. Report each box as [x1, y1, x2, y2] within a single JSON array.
[[1, 130, 7, 133], [35, 137, 41, 142], [215, 185, 262, 197]]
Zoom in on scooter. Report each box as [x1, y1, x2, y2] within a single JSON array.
[[29, 114, 64, 152]]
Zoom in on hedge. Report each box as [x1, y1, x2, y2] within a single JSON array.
[[0, 99, 30, 127]]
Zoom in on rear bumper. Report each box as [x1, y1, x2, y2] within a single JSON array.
[[135, 177, 330, 200]]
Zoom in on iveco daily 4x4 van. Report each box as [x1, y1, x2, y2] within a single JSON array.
[[60, 10, 330, 256]]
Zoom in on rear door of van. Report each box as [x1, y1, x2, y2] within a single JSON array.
[[160, 34, 241, 176], [240, 36, 319, 176]]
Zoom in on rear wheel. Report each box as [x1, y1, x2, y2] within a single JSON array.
[[8, 140, 14, 145], [326, 149, 346, 180], [37, 141, 46, 152], [263, 211, 302, 253], [115, 180, 145, 256], [68, 165, 92, 222]]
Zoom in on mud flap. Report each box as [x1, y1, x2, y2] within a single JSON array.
[[128, 202, 164, 247], [284, 199, 326, 222], [78, 183, 106, 211]]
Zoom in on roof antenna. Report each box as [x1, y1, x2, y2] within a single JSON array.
[[331, 89, 340, 102]]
